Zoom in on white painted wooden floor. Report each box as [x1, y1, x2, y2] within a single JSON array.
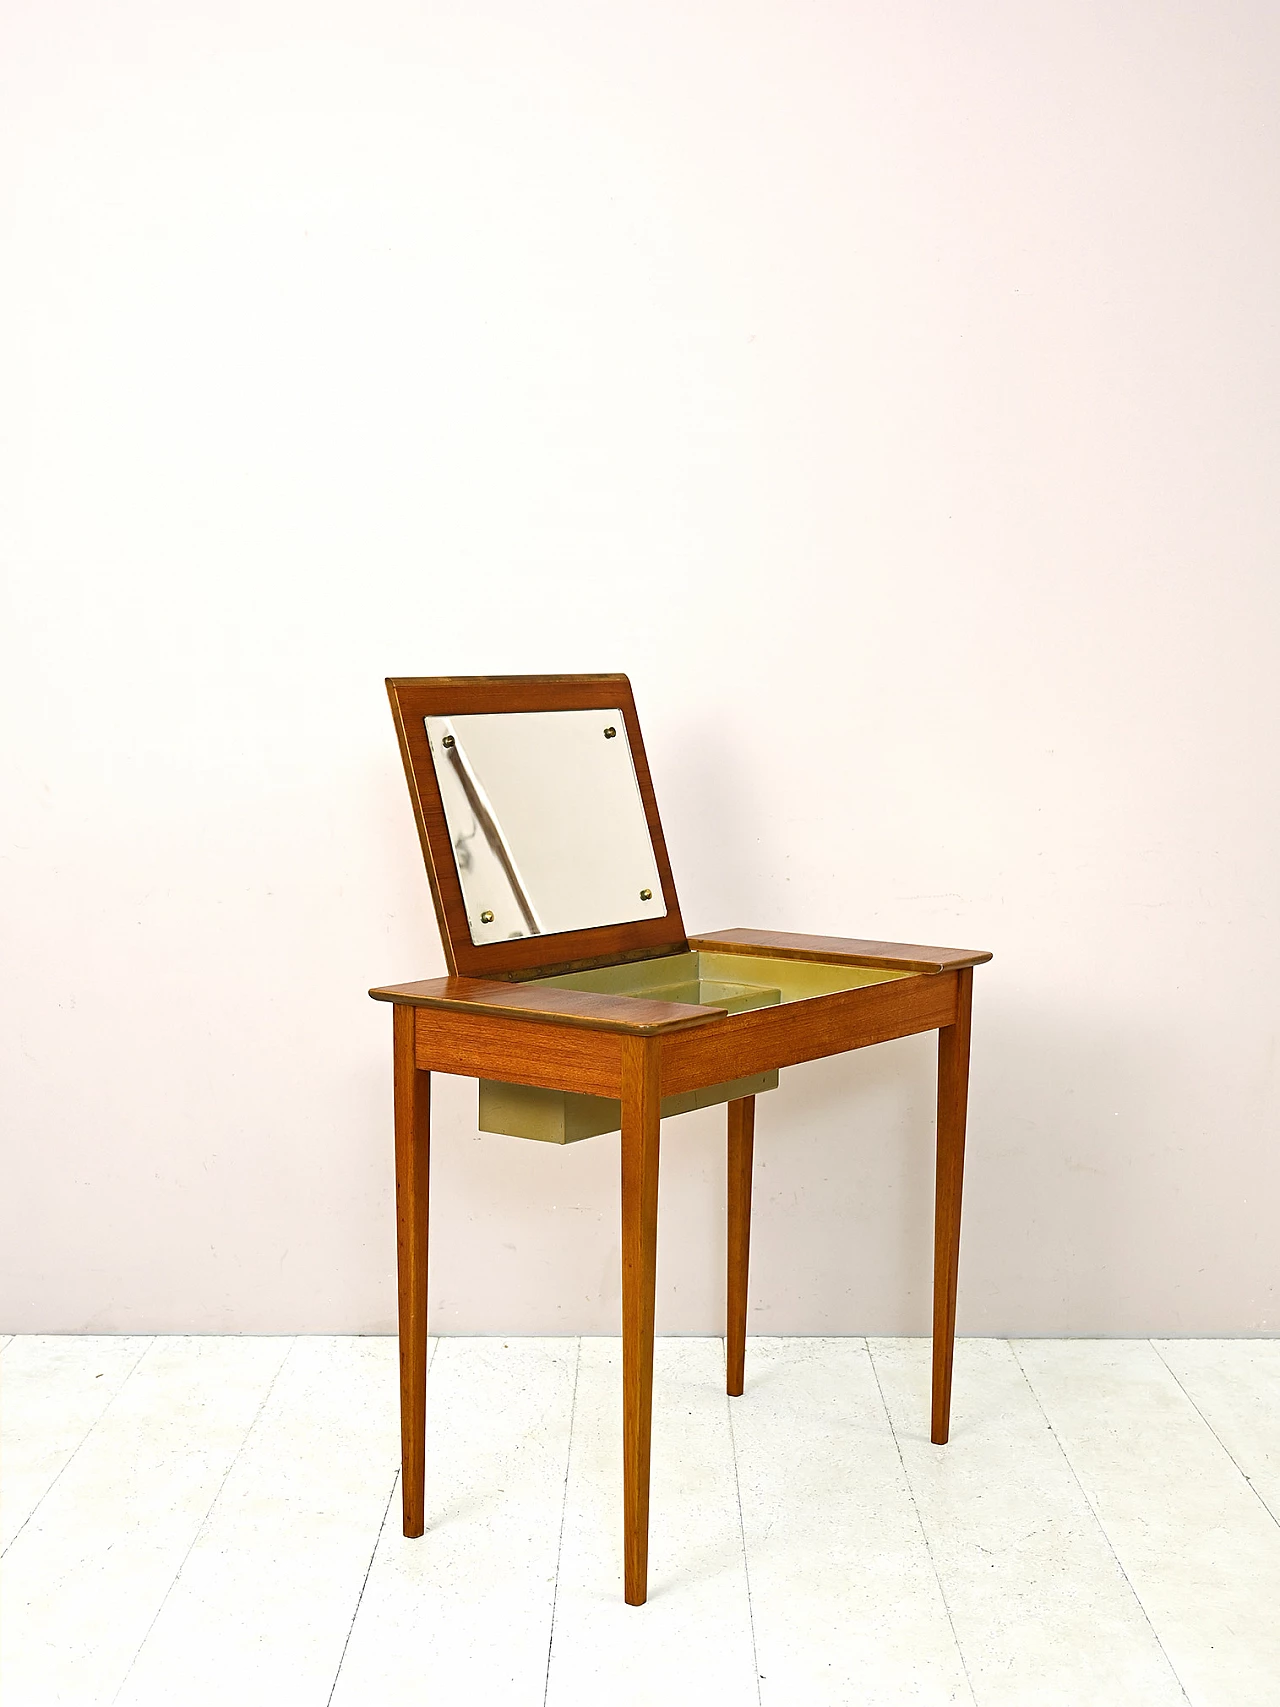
[[2, 1336, 1278, 1706]]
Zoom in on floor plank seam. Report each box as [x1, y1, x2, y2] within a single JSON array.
[[107, 1337, 296, 1707], [541, 1335, 582, 1707], [724, 1339, 763, 1707], [326, 1468, 401, 1707], [1008, 1342, 1194, 1707], [0, 1335, 157, 1562], [1148, 1340, 1280, 1533], [326, 1337, 440, 1705], [866, 1338, 979, 1707]]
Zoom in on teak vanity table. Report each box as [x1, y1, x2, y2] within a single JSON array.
[[370, 674, 990, 1606]]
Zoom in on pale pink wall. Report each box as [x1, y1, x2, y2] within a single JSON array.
[[3, 0, 1278, 1332]]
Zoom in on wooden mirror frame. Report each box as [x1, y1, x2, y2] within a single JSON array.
[[386, 674, 688, 982]]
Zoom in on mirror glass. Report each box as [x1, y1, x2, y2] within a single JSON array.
[[425, 709, 665, 946]]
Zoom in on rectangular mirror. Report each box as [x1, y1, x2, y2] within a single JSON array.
[[425, 709, 666, 946], [387, 674, 686, 980]]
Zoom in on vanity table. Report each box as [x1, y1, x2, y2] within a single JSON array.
[[370, 673, 990, 1606]]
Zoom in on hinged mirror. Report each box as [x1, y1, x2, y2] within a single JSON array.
[[387, 675, 687, 980]]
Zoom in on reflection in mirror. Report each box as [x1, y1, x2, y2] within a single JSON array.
[[425, 710, 665, 946]]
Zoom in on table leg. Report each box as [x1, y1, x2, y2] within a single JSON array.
[[726, 1095, 755, 1398], [620, 1034, 661, 1606], [393, 1004, 431, 1536], [932, 967, 973, 1445]]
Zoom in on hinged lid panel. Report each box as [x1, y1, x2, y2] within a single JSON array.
[[387, 674, 687, 980]]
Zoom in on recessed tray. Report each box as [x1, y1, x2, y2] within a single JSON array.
[[477, 948, 911, 1143]]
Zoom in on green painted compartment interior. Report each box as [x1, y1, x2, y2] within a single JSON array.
[[540, 950, 912, 1005], [478, 950, 912, 1144]]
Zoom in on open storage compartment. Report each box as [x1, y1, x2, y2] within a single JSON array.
[[477, 949, 913, 1142]]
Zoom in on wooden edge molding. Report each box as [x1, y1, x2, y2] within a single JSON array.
[[689, 927, 993, 975], [369, 974, 728, 1035]]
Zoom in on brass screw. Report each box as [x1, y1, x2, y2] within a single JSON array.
[[442, 734, 456, 748], [603, 726, 616, 739], [640, 889, 652, 901], [480, 909, 495, 924]]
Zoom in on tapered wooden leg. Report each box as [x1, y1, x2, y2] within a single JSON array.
[[620, 1034, 661, 1606], [932, 967, 973, 1445], [726, 1096, 755, 1398], [393, 1003, 430, 1536]]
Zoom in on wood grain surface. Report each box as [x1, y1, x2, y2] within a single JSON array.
[[393, 1005, 430, 1538], [411, 1006, 626, 1098], [689, 927, 992, 974], [726, 1096, 755, 1399], [370, 973, 725, 1035], [932, 966, 973, 1445], [660, 972, 958, 1096], [620, 1035, 661, 1605]]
